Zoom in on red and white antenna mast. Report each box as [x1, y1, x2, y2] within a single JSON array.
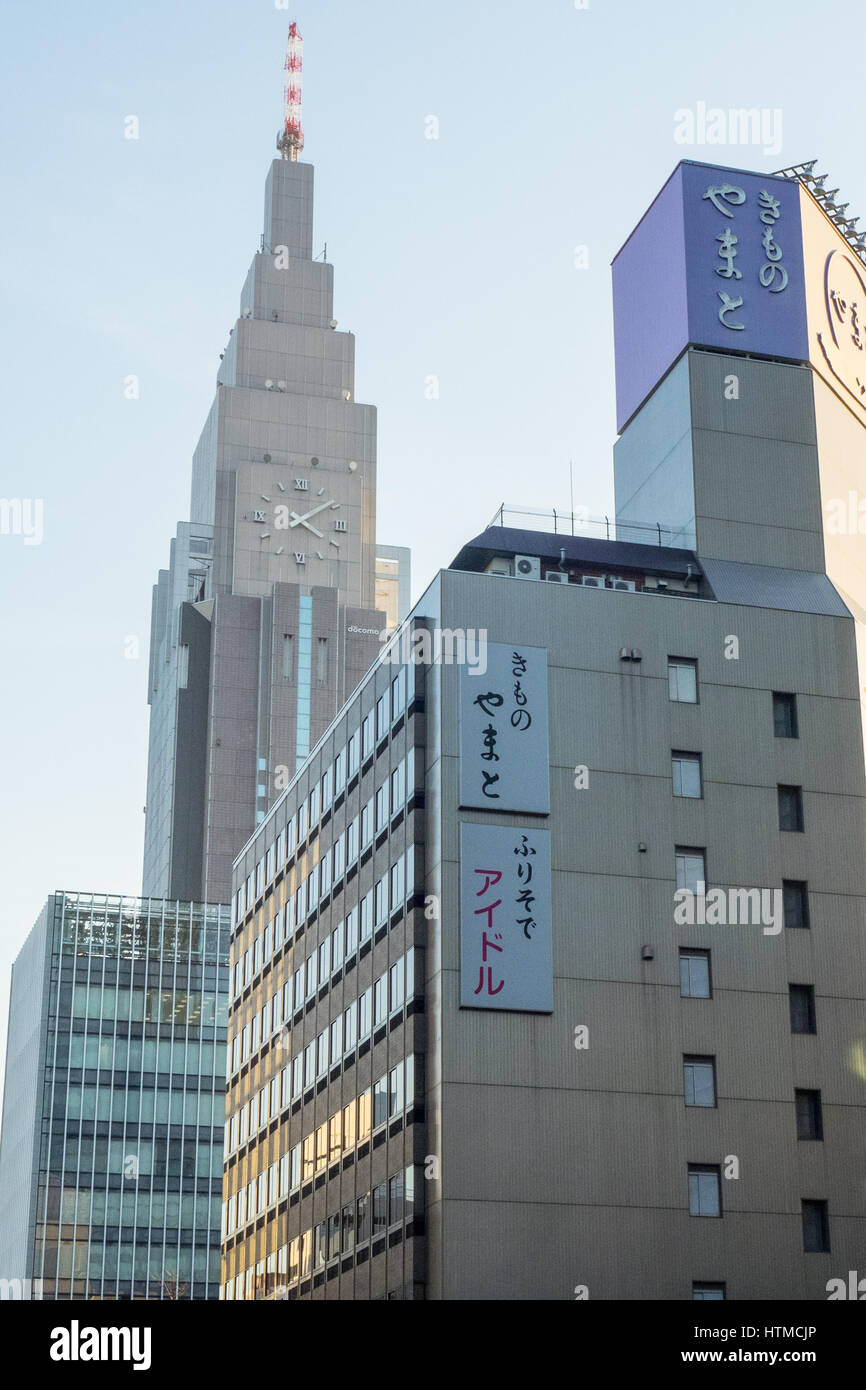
[[277, 22, 304, 160]]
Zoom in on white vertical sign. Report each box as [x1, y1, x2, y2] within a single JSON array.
[[459, 643, 550, 813], [460, 823, 553, 1013]]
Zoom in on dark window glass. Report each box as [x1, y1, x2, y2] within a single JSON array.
[[372, 1182, 388, 1236], [783, 881, 810, 930], [773, 692, 798, 738], [802, 1199, 830, 1252], [778, 785, 804, 832], [789, 984, 816, 1034], [693, 1282, 726, 1300], [795, 1089, 823, 1141]]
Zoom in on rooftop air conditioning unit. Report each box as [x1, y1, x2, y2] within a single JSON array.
[[581, 574, 606, 588], [610, 577, 636, 592], [485, 557, 512, 577], [514, 554, 541, 580], [545, 571, 569, 583]]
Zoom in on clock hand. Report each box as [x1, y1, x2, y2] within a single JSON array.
[[288, 513, 324, 538]]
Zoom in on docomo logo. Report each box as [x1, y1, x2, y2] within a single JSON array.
[[379, 626, 488, 675], [347, 625, 380, 635], [674, 883, 783, 936]]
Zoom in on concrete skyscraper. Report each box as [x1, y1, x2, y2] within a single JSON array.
[[220, 159, 866, 1300], [143, 45, 407, 906]]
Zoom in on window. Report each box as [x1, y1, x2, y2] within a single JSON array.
[[372, 1182, 388, 1235], [282, 635, 294, 681], [778, 784, 804, 832], [795, 1089, 823, 1141], [316, 1029, 329, 1077], [304, 1041, 316, 1088], [391, 761, 406, 810], [356, 1193, 371, 1244], [333, 834, 345, 881], [389, 1062, 404, 1116], [343, 1099, 356, 1150], [373, 1075, 389, 1127], [374, 973, 387, 1027], [789, 983, 816, 1034], [344, 1001, 357, 1051], [360, 891, 373, 942], [389, 1172, 405, 1224], [348, 730, 360, 778], [361, 798, 373, 847], [680, 949, 711, 998], [342, 1203, 355, 1253], [684, 1057, 716, 1108], [375, 876, 388, 927], [693, 1283, 725, 1300], [376, 693, 389, 741], [362, 712, 374, 759], [391, 855, 405, 906], [347, 816, 359, 863], [773, 691, 798, 738], [306, 953, 318, 999], [321, 766, 332, 811], [330, 1014, 343, 1060], [672, 751, 702, 798], [376, 783, 389, 832], [345, 907, 359, 956], [688, 1165, 721, 1217], [334, 750, 346, 795], [669, 658, 698, 703], [331, 920, 344, 973], [359, 988, 372, 1039], [316, 637, 328, 686], [802, 1199, 830, 1253], [676, 847, 706, 894], [318, 938, 329, 981], [783, 881, 810, 930], [319, 849, 332, 898], [392, 668, 407, 720], [390, 957, 405, 1011]]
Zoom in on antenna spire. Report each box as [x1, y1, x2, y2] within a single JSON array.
[[277, 22, 304, 160]]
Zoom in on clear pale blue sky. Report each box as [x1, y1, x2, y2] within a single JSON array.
[[1, 0, 863, 1089]]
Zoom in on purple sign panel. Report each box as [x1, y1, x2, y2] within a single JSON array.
[[613, 161, 809, 431]]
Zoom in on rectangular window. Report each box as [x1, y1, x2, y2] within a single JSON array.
[[376, 783, 389, 833], [789, 983, 816, 1034], [688, 1165, 721, 1217], [290, 1144, 301, 1190], [373, 1075, 389, 1128], [342, 1203, 355, 1254], [292, 1054, 303, 1098], [333, 833, 345, 881], [675, 847, 706, 894], [389, 1172, 404, 1224], [316, 637, 328, 686], [329, 1116, 342, 1167], [318, 937, 329, 981], [330, 1014, 343, 1061], [362, 712, 374, 758], [306, 953, 318, 998], [334, 750, 346, 795], [778, 784, 804, 832], [293, 966, 304, 1013], [373, 1182, 388, 1235], [317, 1029, 329, 1077], [331, 920, 344, 972], [693, 1283, 725, 1300], [773, 691, 798, 738], [375, 875, 388, 927], [392, 668, 407, 720], [668, 657, 698, 703], [391, 855, 405, 907], [343, 1099, 356, 1149], [374, 973, 388, 1027], [391, 761, 406, 810], [680, 948, 711, 998], [344, 1000, 357, 1051], [361, 799, 373, 847], [348, 730, 360, 777], [359, 988, 372, 1039], [389, 1062, 404, 1116], [347, 816, 359, 863], [321, 766, 332, 811], [264, 921, 274, 960], [345, 907, 359, 956], [672, 751, 702, 798], [802, 1199, 830, 1252], [376, 692, 389, 741], [319, 849, 332, 898], [783, 880, 810, 929], [273, 906, 284, 952], [304, 1041, 316, 1088], [302, 1134, 314, 1181], [684, 1056, 716, 1108], [282, 635, 294, 681], [390, 956, 405, 1011], [358, 1089, 371, 1139], [297, 802, 308, 843], [795, 1089, 823, 1141], [356, 1193, 371, 1244], [360, 891, 373, 942]]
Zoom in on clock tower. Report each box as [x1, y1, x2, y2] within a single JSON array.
[[143, 144, 402, 905]]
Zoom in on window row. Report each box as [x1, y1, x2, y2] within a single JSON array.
[[676, 850, 811, 926], [668, 657, 799, 742], [233, 832, 416, 1005], [229, 944, 416, 1097], [688, 1167, 830, 1248], [68, 984, 227, 1028], [225, 1056, 417, 1231], [238, 671, 412, 922], [63, 1084, 218, 1126], [223, 1164, 418, 1299], [52, 1033, 225, 1077]]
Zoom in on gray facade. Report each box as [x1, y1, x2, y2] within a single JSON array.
[[222, 528, 866, 1298], [0, 894, 230, 1300], [144, 157, 408, 906]]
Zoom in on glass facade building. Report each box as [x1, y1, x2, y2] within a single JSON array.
[[0, 893, 230, 1300]]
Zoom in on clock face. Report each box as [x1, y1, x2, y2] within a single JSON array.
[[238, 460, 359, 580]]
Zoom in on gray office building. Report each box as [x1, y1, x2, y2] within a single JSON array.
[[0, 893, 229, 1300], [220, 159, 866, 1299], [143, 153, 409, 907]]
